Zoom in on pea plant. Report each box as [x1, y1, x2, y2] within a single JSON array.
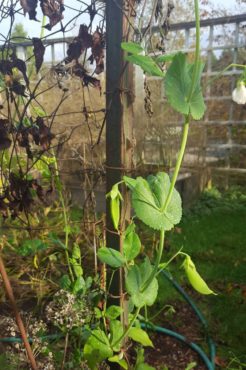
[[82, 0, 216, 368]]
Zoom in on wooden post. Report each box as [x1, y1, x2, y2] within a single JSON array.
[[106, 0, 134, 311]]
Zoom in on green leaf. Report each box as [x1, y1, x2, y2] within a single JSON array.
[[110, 320, 124, 351], [98, 247, 125, 268], [125, 258, 158, 307], [18, 239, 47, 256], [123, 223, 141, 261], [125, 55, 164, 77], [135, 348, 155, 370], [73, 276, 85, 294], [121, 41, 143, 54], [185, 362, 197, 370], [136, 364, 155, 370], [70, 258, 83, 278], [123, 175, 137, 190], [108, 355, 128, 369], [106, 305, 123, 320], [32, 106, 46, 117], [183, 255, 217, 295], [129, 172, 182, 231], [165, 52, 206, 120], [128, 327, 153, 347], [59, 274, 71, 289], [84, 329, 113, 369], [72, 243, 81, 260], [155, 53, 176, 63]]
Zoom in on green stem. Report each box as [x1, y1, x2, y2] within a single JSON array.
[[52, 149, 74, 282], [163, 0, 200, 212], [141, 229, 165, 292], [156, 247, 184, 277], [141, 0, 201, 295], [205, 63, 246, 89], [111, 307, 140, 349], [187, 0, 200, 102], [162, 117, 190, 212]]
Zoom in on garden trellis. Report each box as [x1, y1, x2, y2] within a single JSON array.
[[4, 13, 246, 198]]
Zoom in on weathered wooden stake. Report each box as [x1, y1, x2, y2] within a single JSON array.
[[106, 0, 134, 314]]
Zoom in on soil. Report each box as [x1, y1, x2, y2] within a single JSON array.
[[143, 302, 209, 369]]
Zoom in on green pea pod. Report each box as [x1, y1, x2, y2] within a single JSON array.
[[110, 196, 120, 230], [183, 255, 217, 295], [106, 184, 123, 231]]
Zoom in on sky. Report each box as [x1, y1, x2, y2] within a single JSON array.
[[0, 0, 245, 41]]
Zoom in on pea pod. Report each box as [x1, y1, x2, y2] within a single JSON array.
[[183, 255, 217, 295]]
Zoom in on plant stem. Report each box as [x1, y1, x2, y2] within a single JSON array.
[[187, 0, 200, 102], [0, 255, 38, 370], [142, 0, 201, 294], [52, 150, 74, 282], [163, 0, 201, 212], [163, 117, 190, 212], [111, 307, 140, 349], [204, 63, 246, 89], [141, 228, 165, 292]]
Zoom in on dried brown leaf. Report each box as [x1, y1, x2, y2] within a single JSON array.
[[40, 0, 65, 30], [20, 0, 38, 21], [32, 38, 45, 73]]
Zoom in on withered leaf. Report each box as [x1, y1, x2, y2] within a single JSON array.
[[83, 74, 101, 91], [90, 29, 105, 74], [32, 38, 45, 73], [0, 60, 13, 76], [31, 117, 55, 150], [12, 57, 29, 86], [72, 63, 86, 79], [0, 119, 11, 150], [66, 25, 93, 63], [10, 80, 27, 97], [40, 0, 65, 30], [20, 0, 38, 21]]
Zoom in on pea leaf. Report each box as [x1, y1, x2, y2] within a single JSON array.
[[59, 274, 71, 289], [165, 52, 206, 120], [70, 258, 83, 278], [125, 258, 158, 307], [128, 327, 153, 347], [73, 276, 85, 294], [183, 255, 217, 295], [155, 53, 176, 63], [121, 42, 143, 54], [123, 223, 141, 261], [18, 239, 48, 256], [126, 172, 182, 231], [125, 55, 164, 77], [84, 329, 113, 369], [98, 247, 125, 268], [72, 243, 81, 260], [108, 355, 128, 369], [105, 305, 123, 320], [110, 320, 124, 351], [136, 364, 155, 370]]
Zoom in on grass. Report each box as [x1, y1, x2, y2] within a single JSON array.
[[156, 187, 246, 368]]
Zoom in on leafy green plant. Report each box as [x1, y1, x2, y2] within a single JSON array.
[[81, 0, 217, 368]]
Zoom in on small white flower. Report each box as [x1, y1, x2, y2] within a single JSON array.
[[232, 81, 246, 105]]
